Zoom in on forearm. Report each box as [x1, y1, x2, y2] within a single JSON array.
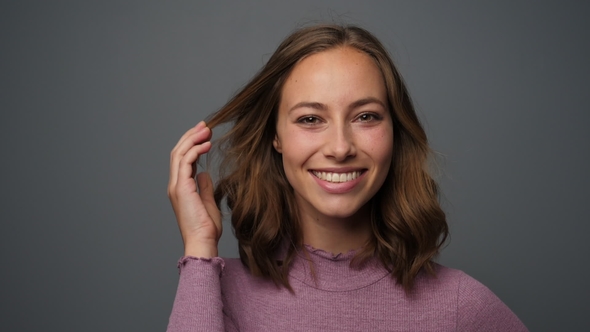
[[167, 257, 226, 332]]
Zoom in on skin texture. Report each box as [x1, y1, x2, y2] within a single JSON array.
[[274, 46, 394, 254], [168, 121, 222, 258]]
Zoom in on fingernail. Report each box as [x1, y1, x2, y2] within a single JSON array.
[[195, 121, 206, 129]]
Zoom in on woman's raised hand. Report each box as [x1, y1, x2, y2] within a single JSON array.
[[168, 121, 222, 258]]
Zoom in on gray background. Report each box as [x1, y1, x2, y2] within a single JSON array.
[[1, 1, 588, 331]]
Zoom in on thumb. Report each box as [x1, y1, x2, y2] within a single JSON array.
[[196, 172, 222, 225]]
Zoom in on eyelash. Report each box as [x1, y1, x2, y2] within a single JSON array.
[[296, 112, 382, 125], [297, 116, 321, 125], [356, 112, 382, 122]]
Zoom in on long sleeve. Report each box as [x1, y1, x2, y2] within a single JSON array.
[[456, 273, 528, 331], [166, 257, 229, 332]]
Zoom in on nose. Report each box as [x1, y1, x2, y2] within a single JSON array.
[[323, 123, 356, 161]]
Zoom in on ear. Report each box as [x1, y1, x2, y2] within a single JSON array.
[[273, 134, 282, 153]]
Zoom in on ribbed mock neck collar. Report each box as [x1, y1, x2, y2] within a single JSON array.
[[287, 244, 392, 292]]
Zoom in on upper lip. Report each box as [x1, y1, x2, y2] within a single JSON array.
[[309, 167, 366, 173]]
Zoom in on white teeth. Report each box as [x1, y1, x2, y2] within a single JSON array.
[[312, 171, 361, 183]]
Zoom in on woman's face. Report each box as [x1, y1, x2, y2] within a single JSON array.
[[273, 46, 394, 222]]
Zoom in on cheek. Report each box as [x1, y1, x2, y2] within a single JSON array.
[[279, 130, 324, 176], [284, 147, 311, 164], [279, 131, 311, 166], [280, 142, 311, 190], [363, 128, 394, 163]]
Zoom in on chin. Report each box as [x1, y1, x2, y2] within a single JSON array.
[[317, 204, 367, 220]]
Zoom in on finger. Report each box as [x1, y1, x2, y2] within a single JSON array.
[[170, 122, 209, 174], [171, 125, 212, 169], [177, 141, 213, 188], [175, 121, 207, 147], [197, 172, 222, 234], [169, 123, 206, 192], [169, 127, 212, 188], [171, 127, 212, 185]]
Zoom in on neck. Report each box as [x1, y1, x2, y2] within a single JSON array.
[[299, 203, 372, 255]]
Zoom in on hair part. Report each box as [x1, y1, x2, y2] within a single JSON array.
[[206, 24, 448, 293]]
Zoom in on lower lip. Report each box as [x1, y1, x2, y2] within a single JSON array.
[[310, 171, 365, 194]]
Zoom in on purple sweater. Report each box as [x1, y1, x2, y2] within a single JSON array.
[[167, 246, 527, 331]]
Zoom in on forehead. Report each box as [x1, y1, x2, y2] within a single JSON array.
[[279, 46, 387, 109]]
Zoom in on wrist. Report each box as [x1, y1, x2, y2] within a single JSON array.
[[184, 239, 218, 258]]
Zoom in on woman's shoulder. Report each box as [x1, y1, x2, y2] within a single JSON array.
[[219, 257, 276, 291], [427, 264, 505, 305], [418, 264, 506, 306], [423, 264, 528, 331], [221, 257, 246, 271], [219, 257, 249, 282], [412, 263, 470, 294]]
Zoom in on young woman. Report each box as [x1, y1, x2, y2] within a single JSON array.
[[167, 24, 527, 331]]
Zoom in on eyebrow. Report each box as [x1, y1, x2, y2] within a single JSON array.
[[288, 97, 386, 113], [349, 97, 387, 110]]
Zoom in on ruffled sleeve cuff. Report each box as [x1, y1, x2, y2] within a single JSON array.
[[177, 256, 225, 275]]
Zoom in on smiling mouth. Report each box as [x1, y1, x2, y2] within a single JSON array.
[[311, 170, 364, 183]]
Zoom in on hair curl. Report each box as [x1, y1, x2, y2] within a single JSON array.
[[206, 24, 448, 293]]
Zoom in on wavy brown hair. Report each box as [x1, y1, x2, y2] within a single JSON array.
[[206, 24, 448, 293]]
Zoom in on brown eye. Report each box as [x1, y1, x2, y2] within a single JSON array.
[[357, 113, 381, 122], [298, 116, 321, 125]]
